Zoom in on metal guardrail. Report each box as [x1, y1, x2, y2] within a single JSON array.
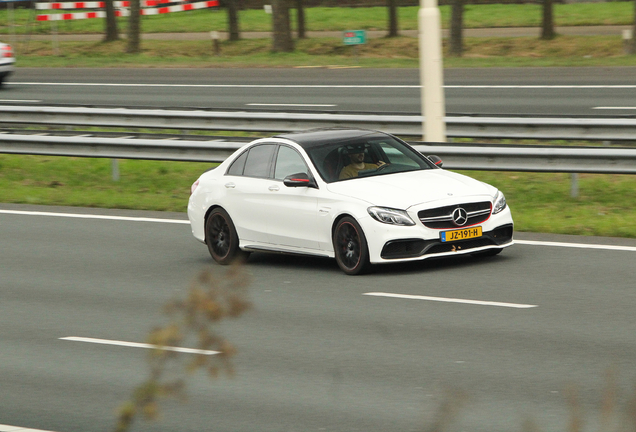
[[0, 134, 244, 163], [412, 143, 636, 174], [2, 131, 636, 174], [2, 105, 636, 141]]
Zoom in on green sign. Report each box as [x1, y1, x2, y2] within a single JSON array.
[[343, 30, 366, 45]]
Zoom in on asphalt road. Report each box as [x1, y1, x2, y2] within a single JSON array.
[[4, 67, 636, 116], [2, 203, 636, 432]]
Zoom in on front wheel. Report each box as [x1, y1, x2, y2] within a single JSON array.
[[333, 217, 371, 275], [205, 208, 247, 265]]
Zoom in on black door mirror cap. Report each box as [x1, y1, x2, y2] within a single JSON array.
[[428, 155, 443, 167], [283, 172, 318, 188]]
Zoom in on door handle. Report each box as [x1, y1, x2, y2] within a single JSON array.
[[225, 183, 236, 189], [268, 185, 280, 192]]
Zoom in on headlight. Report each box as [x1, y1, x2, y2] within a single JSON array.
[[492, 190, 507, 214], [367, 207, 415, 226]]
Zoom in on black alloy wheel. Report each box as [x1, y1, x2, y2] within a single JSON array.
[[205, 208, 246, 265], [333, 216, 371, 275]]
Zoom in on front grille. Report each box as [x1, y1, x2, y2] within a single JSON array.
[[380, 224, 513, 259], [418, 201, 492, 229]]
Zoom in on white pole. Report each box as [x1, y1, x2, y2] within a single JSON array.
[[418, 0, 447, 142]]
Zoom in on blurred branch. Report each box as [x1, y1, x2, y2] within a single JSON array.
[[424, 388, 468, 432], [114, 264, 251, 432]]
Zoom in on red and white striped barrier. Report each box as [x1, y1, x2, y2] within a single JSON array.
[[36, 0, 193, 9], [36, 0, 219, 21]]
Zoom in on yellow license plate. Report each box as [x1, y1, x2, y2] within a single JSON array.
[[440, 226, 482, 242]]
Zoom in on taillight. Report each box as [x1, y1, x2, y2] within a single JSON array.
[[2, 45, 13, 58], [190, 179, 200, 194]]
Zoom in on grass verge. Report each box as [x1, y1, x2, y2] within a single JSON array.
[[1, 154, 635, 238], [13, 35, 636, 68], [1, 3, 632, 35]]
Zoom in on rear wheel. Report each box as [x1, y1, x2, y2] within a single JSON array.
[[205, 208, 247, 265], [333, 217, 371, 275]]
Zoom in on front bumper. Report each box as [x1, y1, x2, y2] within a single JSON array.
[[380, 224, 513, 259], [362, 204, 514, 264]]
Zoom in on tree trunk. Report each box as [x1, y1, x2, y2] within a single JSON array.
[[126, 0, 141, 53], [296, 0, 306, 39], [449, 0, 463, 56], [103, 0, 119, 42], [227, 0, 240, 41], [271, 0, 294, 52], [541, 0, 555, 40], [387, 0, 398, 38]]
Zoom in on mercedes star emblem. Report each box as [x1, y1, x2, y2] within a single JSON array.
[[451, 207, 468, 226]]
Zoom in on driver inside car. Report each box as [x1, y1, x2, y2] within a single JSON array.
[[339, 146, 386, 179]]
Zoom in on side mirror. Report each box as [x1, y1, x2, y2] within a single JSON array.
[[283, 172, 318, 188], [428, 155, 443, 167]]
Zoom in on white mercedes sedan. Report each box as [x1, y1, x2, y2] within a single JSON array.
[[188, 128, 513, 275]]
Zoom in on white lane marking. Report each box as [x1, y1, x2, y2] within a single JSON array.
[[247, 103, 337, 107], [515, 239, 636, 252], [0, 209, 189, 224], [0, 424, 57, 432], [12, 82, 636, 89], [60, 336, 219, 355], [2, 210, 635, 252], [593, 106, 636, 110], [445, 85, 636, 89], [0, 99, 42, 103], [365, 292, 537, 309]]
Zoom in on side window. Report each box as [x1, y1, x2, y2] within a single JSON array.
[[243, 144, 276, 178], [274, 146, 308, 180], [226, 150, 248, 176]]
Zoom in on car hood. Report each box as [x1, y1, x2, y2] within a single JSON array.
[[325, 170, 496, 209]]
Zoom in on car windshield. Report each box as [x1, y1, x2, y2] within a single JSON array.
[[307, 135, 435, 183]]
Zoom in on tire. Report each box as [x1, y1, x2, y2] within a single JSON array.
[[205, 208, 247, 265], [472, 248, 502, 258], [333, 216, 371, 275]]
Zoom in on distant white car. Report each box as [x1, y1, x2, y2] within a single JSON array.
[[0, 42, 15, 87], [188, 128, 514, 275]]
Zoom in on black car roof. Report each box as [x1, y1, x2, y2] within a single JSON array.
[[274, 128, 389, 149]]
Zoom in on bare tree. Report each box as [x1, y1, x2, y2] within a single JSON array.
[[103, 0, 119, 42], [296, 0, 306, 39], [226, 0, 240, 41], [449, 0, 463, 56], [387, 0, 398, 38], [126, 0, 141, 53], [271, 0, 294, 52], [541, 0, 556, 40]]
